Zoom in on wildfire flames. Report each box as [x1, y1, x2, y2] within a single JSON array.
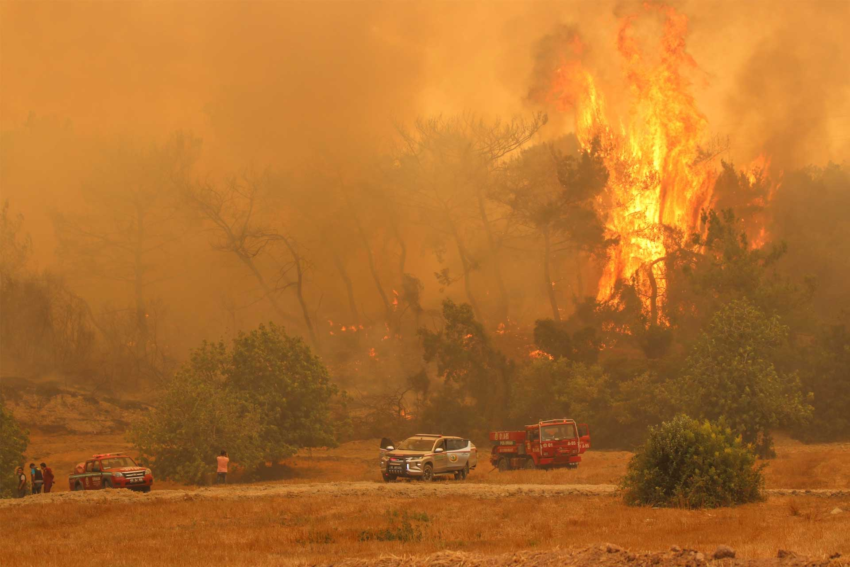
[[529, 349, 555, 360], [549, 3, 773, 319]]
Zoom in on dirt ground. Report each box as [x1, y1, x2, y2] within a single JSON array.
[[23, 431, 850, 493], [0, 486, 847, 566], [5, 432, 848, 566]]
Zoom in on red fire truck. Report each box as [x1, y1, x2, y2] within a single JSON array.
[[68, 453, 154, 492], [489, 419, 590, 471]]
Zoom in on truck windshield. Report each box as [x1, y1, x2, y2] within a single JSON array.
[[541, 425, 575, 441], [396, 437, 437, 452], [100, 457, 137, 470]]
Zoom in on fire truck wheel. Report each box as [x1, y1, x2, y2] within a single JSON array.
[[497, 458, 510, 472], [140, 486, 151, 493], [102, 479, 113, 490], [421, 464, 434, 482], [523, 458, 536, 470], [74, 482, 84, 491]]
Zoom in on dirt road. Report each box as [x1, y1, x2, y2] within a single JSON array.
[[3, 481, 848, 509]]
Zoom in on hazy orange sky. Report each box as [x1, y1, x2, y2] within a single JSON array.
[[2, 0, 848, 353]]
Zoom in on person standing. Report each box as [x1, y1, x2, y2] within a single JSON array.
[[15, 467, 27, 498], [215, 450, 229, 484], [29, 463, 44, 494], [40, 463, 54, 493]]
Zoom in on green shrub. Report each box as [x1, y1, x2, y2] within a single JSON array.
[[621, 415, 764, 508], [0, 395, 28, 498], [131, 323, 339, 483], [128, 344, 266, 484]]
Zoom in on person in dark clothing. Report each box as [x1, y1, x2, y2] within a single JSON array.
[[41, 463, 54, 493], [30, 463, 44, 494], [15, 467, 27, 498]]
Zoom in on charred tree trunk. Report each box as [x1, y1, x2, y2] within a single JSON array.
[[133, 203, 148, 363], [646, 257, 666, 327], [280, 238, 318, 349], [446, 214, 484, 324], [390, 220, 407, 286], [574, 253, 585, 298], [543, 229, 560, 322], [355, 220, 394, 329], [332, 250, 361, 326], [476, 188, 508, 324]]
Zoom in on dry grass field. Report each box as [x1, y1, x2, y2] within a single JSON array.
[[0, 489, 847, 565], [21, 432, 850, 491], [4, 432, 849, 566]]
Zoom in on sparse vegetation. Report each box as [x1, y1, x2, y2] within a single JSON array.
[[1, 489, 848, 565], [0, 394, 28, 498], [622, 415, 765, 508], [358, 510, 429, 543]]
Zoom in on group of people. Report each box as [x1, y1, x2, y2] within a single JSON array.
[[14, 463, 54, 498], [9, 453, 226, 497]]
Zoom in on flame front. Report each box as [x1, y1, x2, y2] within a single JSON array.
[[549, 4, 720, 316]]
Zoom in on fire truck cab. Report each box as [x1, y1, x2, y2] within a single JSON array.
[[490, 419, 590, 471]]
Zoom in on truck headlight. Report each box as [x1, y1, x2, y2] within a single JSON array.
[[145, 469, 152, 476], [112, 472, 124, 478]]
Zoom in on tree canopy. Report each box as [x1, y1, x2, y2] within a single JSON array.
[[132, 323, 339, 483], [676, 299, 812, 456]]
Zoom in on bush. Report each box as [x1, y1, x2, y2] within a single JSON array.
[[131, 323, 339, 483], [621, 415, 764, 508], [129, 342, 265, 484], [0, 395, 28, 498]]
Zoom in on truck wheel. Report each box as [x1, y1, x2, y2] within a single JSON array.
[[497, 458, 510, 472], [74, 482, 84, 491], [457, 464, 469, 480], [523, 458, 536, 470], [140, 487, 151, 493], [383, 474, 397, 483], [421, 464, 434, 482], [102, 479, 113, 490]]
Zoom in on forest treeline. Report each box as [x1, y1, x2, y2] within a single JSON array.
[[1, 114, 850, 458]]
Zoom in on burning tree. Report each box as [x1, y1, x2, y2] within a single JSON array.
[[536, 4, 775, 324]]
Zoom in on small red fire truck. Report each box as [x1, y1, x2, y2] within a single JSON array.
[[489, 418, 590, 471], [68, 453, 154, 492]]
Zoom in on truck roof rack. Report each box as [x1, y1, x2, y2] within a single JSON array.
[[414, 433, 441, 437]]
